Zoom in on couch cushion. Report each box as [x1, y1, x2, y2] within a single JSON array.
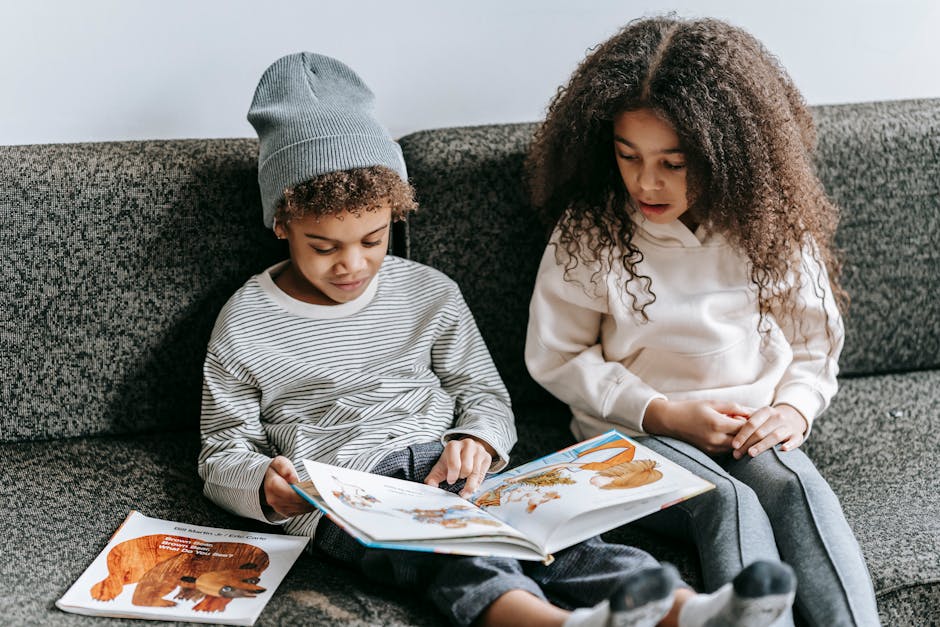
[[0, 140, 286, 442], [804, 369, 940, 625], [0, 432, 440, 626], [813, 99, 940, 376]]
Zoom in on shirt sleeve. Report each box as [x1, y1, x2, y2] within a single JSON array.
[[771, 245, 845, 435], [198, 347, 282, 523], [432, 286, 517, 472], [524, 242, 665, 434]]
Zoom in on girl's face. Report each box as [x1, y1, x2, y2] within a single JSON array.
[[274, 204, 391, 305], [613, 108, 692, 227]]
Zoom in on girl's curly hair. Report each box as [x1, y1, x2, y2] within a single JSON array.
[[526, 15, 847, 339], [274, 165, 417, 225]]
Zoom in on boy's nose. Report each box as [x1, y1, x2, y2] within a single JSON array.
[[336, 249, 367, 275]]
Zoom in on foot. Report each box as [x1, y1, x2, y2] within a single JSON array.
[[565, 564, 678, 627], [679, 560, 796, 627]]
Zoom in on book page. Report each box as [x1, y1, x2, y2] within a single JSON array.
[[55, 511, 308, 626], [303, 460, 530, 544], [469, 431, 712, 547]]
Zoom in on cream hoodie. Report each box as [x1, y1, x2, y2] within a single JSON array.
[[525, 212, 844, 440]]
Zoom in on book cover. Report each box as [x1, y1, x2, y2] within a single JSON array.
[[56, 511, 309, 626], [295, 430, 713, 562]]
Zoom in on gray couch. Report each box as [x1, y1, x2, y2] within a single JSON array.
[[2, 98, 938, 626]]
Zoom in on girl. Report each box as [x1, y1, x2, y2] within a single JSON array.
[[524, 16, 880, 627]]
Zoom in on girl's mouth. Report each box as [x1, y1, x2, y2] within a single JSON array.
[[638, 200, 670, 215]]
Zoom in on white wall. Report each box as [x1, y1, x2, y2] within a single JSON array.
[[2, 0, 938, 146]]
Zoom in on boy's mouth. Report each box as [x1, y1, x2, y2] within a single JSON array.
[[331, 277, 369, 291]]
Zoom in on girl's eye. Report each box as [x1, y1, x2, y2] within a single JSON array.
[[617, 152, 638, 161], [312, 247, 336, 255], [665, 162, 686, 171]]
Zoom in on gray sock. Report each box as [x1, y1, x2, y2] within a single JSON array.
[[678, 560, 796, 627], [565, 564, 679, 627]]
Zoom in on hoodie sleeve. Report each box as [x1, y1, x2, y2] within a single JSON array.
[[524, 242, 665, 434], [770, 243, 845, 435]]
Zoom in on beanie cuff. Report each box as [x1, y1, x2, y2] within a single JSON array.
[[259, 135, 407, 228]]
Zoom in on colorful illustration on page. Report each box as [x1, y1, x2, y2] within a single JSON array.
[[331, 475, 380, 510], [90, 534, 268, 613], [474, 438, 663, 512], [398, 504, 504, 529]]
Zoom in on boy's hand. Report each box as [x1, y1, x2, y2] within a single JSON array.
[[732, 404, 808, 459], [425, 436, 495, 498], [262, 456, 315, 518], [644, 398, 750, 455]]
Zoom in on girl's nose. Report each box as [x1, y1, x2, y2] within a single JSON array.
[[637, 165, 662, 191]]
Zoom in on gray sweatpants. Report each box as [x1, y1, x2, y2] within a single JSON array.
[[314, 441, 670, 626], [636, 435, 880, 627]]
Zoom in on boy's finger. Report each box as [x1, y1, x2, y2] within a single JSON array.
[[424, 459, 448, 487], [459, 443, 478, 478], [444, 444, 462, 484], [270, 456, 299, 482], [460, 456, 489, 498]]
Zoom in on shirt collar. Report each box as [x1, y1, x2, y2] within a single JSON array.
[[630, 207, 708, 247], [258, 259, 381, 319]]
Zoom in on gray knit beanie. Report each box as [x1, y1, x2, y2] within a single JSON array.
[[248, 52, 407, 228]]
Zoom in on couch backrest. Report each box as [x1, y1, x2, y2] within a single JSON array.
[[0, 139, 285, 443], [2, 99, 937, 442], [398, 98, 940, 411], [397, 123, 555, 409], [812, 99, 940, 375]]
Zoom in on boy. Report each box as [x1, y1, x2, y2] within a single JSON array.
[[198, 52, 796, 627]]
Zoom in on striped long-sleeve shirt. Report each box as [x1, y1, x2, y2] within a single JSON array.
[[198, 255, 516, 539]]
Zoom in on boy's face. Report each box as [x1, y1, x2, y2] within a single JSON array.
[[274, 204, 391, 305], [613, 108, 692, 228]]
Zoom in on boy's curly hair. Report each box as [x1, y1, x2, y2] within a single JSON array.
[[274, 165, 417, 224], [526, 15, 847, 338]]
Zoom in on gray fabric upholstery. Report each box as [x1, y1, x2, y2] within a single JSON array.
[[812, 100, 940, 376], [1, 98, 938, 625], [0, 139, 284, 442]]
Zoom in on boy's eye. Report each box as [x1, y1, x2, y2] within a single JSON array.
[[617, 152, 637, 161], [312, 246, 336, 255], [362, 240, 384, 248], [665, 162, 686, 171]]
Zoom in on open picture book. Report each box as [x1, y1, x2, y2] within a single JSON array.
[[56, 511, 309, 626], [293, 430, 714, 563]]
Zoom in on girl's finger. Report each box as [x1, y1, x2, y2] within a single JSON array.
[[780, 430, 805, 452], [748, 426, 790, 457], [732, 409, 769, 450]]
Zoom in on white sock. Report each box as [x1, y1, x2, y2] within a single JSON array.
[[677, 561, 795, 627], [565, 565, 677, 627]]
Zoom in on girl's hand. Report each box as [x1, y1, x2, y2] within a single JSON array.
[[731, 404, 808, 459], [644, 399, 750, 455], [424, 437, 495, 498], [262, 456, 315, 518]]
